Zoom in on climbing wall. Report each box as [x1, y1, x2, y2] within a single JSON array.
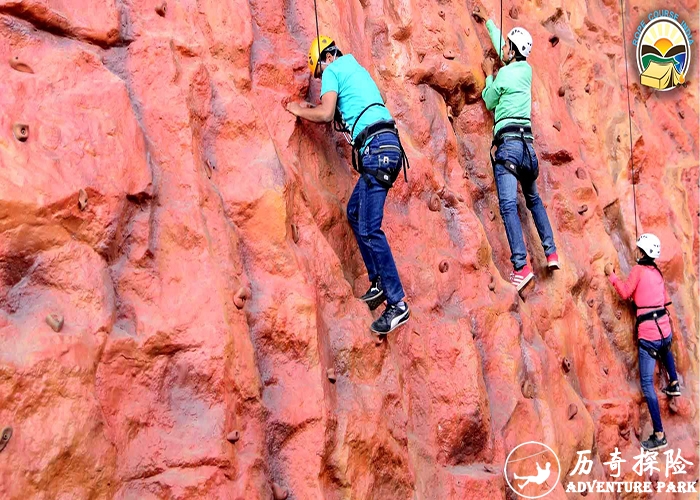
[[0, 0, 697, 498]]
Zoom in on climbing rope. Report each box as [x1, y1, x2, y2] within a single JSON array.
[[313, 0, 321, 74], [498, 0, 504, 61], [618, 0, 639, 239]]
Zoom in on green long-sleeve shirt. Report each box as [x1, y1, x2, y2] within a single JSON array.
[[481, 19, 533, 138]]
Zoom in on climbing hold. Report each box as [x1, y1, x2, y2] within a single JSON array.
[[619, 427, 630, 440], [585, 83, 591, 93], [233, 287, 251, 310], [578, 204, 588, 215], [581, 488, 588, 496], [587, 298, 594, 308], [226, 430, 240, 443], [326, 368, 336, 383], [0, 427, 11, 453], [562, 357, 572, 373], [568, 403, 578, 419], [521, 380, 535, 399], [78, 189, 88, 211], [558, 87, 565, 97], [419, 94, 426, 102], [439, 260, 449, 273], [12, 123, 29, 142], [575, 168, 586, 179], [614, 310, 622, 320], [552, 121, 562, 132], [438, 9, 445, 19], [592, 125, 597, 132], [443, 50, 456, 60], [488, 210, 495, 221], [46, 314, 64, 332], [291, 224, 299, 244], [483, 464, 496, 473], [272, 483, 288, 500], [678, 110, 685, 119], [669, 398, 679, 414], [549, 36, 559, 47], [155, 2, 167, 16], [634, 427, 641, 439], [428, 194, 441, 212], [9, 57, 33, 74], [603, 366, 609, 375], [203, 159, 213, 179], [509, 6, 519, 19], [488, 276, 496, 291], [616, 135, 621, 143]]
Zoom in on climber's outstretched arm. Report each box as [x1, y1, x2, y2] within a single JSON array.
[[286, 91, 337, 123], [472, 2, 507, 62], [485, 19, 508, 62], [607, 265, 642, 300]]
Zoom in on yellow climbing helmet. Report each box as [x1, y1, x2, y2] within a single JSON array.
[[308, 35, 334, 77]]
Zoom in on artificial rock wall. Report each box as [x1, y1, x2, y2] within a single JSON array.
[[0, 0, 698, 498]]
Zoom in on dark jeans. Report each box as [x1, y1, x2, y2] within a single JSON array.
[[639, 334, 678, 433], [347, 132, 405, 305], [493, 139, 556, 270]]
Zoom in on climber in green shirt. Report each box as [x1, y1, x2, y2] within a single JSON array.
[[473, 5, 559, 292]]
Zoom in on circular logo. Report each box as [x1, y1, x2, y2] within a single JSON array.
[[504, 441, 561, 499], [636, 17, 691, 91]]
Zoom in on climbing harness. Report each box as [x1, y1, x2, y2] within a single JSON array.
[[335, 104, 410, 189], [618, 0, 639, 238], [490, 116, 537, 182]]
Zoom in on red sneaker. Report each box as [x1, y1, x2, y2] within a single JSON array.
[[547, 252, 560, 270], [510, 265, 534, 291]]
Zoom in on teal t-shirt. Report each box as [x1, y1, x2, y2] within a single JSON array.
[[481, 19, 533, 138], [320, 55, 392, 142]]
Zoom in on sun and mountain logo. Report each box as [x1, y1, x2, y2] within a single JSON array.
[[633, 12, 693, 91]]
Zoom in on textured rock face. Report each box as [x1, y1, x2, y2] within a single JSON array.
[[0, 0, 697, 499]]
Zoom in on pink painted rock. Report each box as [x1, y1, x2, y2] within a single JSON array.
[[0, 0, 697, 499]]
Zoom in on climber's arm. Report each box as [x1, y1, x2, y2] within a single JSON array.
[[609, 265, 642, 300], [486, 19, 508, 62], [482, 69, 502, 111], [286, 91, 337, 123]]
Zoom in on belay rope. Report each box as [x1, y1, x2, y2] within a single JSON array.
[[313, 0, 321, 75], [618, 0, 640, 239]]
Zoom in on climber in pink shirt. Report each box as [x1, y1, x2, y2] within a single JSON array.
[[605, 233, 680, 452]]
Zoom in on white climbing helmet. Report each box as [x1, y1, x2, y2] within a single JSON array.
[[637, 233, 661, 259], [507, 27, 533, 58]]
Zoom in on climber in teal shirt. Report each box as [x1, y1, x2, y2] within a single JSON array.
[[474, 5, 559, 292], [286, 36, 410, 335]]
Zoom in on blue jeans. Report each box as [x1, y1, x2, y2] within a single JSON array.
[[639, 334, 678, 433], [347, 132, 405, 305], [494, 139, 556, 270]]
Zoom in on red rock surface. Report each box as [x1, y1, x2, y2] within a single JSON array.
[[0, 0, 697, 499]]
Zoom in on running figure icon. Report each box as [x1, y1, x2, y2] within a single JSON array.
[[513, 462, 551, 489]]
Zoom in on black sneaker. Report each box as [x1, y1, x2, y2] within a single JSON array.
[[662, 382, 681, 397], [642, 434, 668, 451], [371, 301, 410, 334], [361, 277, 386, 311]]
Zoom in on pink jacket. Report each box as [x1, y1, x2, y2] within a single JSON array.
[[609, 265, 672, 341]]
